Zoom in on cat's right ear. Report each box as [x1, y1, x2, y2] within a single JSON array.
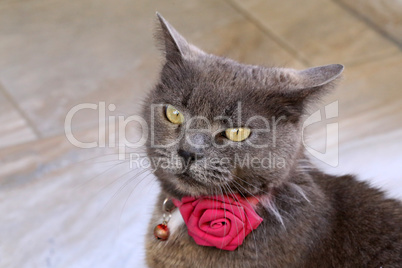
[[155, 13, 192, 63]]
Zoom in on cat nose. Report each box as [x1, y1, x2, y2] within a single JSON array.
[[178, 149, 203, 163], [179, 132, 208, 162]]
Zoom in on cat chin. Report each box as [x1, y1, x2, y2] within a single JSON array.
[[173, 174, 223, 196], [155, 168, 236, 197], [177, 172, 227, 185], [159, 174, 229, 197]]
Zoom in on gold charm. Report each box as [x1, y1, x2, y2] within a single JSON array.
[[153, 198, 173, 241], [154, 223, 169, 241]]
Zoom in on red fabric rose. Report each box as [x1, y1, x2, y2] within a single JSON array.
[[172, 194, 263, 251]]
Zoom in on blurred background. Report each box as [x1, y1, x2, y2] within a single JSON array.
[[1, 0, 401, 267]]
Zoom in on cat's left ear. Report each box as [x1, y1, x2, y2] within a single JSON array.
[[291, 64, 344, 90], [278, 64, 344, 108], [276, 64, 343, 115]]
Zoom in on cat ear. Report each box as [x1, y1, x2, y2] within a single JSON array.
[[155, 12, 192, 62], [279, 64, 344, 102], [293, 64, 344, 90], [275, 64, 344, 117]]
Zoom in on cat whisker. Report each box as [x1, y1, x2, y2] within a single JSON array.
[[202, 174, 223, 240], [98, 168, 153, 216], [230, 173, 272, 196], [118, 172, 156, 232], [229, 179, 262, 202], [230, 178, 285, 227], [96, 167, 151, 200], [223, 183, 259, 259], [217, 184, 230, 250], [287, 182, 310, 203], [208, 165, 230, 174], [75, 160, 133, 189], [77, 150, 148, 162]]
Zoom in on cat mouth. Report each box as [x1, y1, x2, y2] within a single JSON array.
[[176, 171, 199, 182], [175, 171, 207, 188], [175, 169, 229, 186]]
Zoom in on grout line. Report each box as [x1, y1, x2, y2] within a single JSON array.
[[224, 0, 311, 67], [0, 124, 100, 153], [0, 0, 57, 11], [0, 82, 42, 139], [345, 50, 400, 68], [332, 0, 402, 51]]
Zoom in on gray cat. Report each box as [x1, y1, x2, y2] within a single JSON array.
[[144, 14, 402, 267]]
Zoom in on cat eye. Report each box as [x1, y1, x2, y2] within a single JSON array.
[[165, 104, 184, 124], [225, 127, 251, 142]]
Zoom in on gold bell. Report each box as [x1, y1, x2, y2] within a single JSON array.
[[154, 198, 173, 241], [154, 223, 169, 241]]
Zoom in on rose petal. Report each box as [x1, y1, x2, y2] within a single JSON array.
[[171, 199, 182, 208], [205, 195, 250, 223], [178, 202, 196, 223], [198, 210, 232, 237], [210, 219, 224, 229], [197, 210, 245, 249], [192, 197, 246, 221]]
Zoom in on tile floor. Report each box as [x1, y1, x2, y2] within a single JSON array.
[[1, 0, 401, 267]]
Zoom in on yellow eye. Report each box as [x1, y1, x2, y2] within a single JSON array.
[[166, 105, 184, 124], [225, 128, 251, 142]]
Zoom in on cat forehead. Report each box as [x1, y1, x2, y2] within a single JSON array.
[[162, 55, 281, 92], [190, 55, 276, 84], [156, 63, 274, 119]]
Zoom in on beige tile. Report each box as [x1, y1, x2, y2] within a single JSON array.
[[0, 0, 163, 137], [303, 54, 402, 198], [307, 54, 402, 145], [333, 54, 402, 139], [0, 127, 155, 267], [230, 0, 400, 66], [193, 18, 304, 68], [0, 0, 303, 139], [337, 0, 402, 44], [0, 87, 37, 149]]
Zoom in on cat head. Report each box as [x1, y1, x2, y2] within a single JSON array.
[[143, 13, 343, 198]]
